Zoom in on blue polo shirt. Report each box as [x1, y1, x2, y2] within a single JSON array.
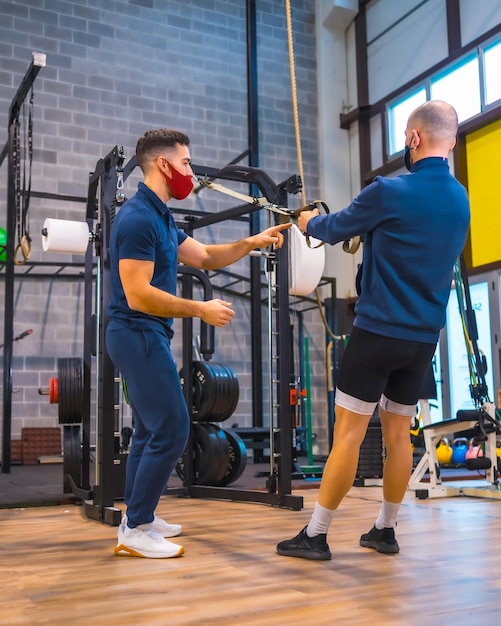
[[107, 182, 188, 337], [307, 157, 470, 343]]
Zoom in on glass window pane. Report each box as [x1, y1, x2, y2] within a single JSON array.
[[431, 56, 481, 123], [484, 40, 501, 105], [387, 88, 426, 156], [446, 281, 494, 419]]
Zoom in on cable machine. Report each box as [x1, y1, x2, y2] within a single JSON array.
[[56, 149, 305, 524], [1, 7, 327, 514]]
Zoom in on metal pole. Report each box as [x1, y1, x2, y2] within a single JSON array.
[[246, 0, 264, 428], [1, 120, 17, 473]]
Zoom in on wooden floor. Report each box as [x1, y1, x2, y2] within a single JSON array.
[[2, 484, 501, 625]]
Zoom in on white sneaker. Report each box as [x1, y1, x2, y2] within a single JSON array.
[[121, 515, 183, 538], [150, 516, 183, 538], [114, 524, 184, 559]]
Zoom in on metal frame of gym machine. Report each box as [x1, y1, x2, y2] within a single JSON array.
[[71, 148, 304, 525], [75, 0, 304, 523], [1, 52, 47, 475]]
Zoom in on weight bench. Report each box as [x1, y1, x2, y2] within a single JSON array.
[[409, 400, 500, 499], [231, 426, 307, 463]]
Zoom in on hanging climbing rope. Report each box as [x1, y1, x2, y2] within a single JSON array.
[[284, 0, 360, 256], [285, 0, 354, 341]]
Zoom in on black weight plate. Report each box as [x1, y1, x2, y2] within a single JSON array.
[[178, 366, 197, 415], [210, 363, 227, 419], [59, 358, 74, 423], [63, 424, 81, 493], [194, 361, 217, 420], [202, 363, 239, 422], [208, 363, 227, 421], [175, 434, 204, 484], [215, 428, 247, 486], [179, 361, 210, 420], [57, 358, 68, 423], [191, 361, 207, 417], [208, 362, 224, 420], [176, 423, 229, 484], [58, 357, 83, 424], [180, 361, 239, 422], [219, 363, 235, 420], [220, 364, 239, 421], [196, 423, 229, 484]]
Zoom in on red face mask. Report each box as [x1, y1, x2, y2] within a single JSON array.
[[162, 161, 194, 200]]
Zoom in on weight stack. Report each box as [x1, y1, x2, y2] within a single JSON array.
[[356, 411, 385, 481]]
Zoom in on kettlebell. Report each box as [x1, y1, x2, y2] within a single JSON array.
[[436, 437, 453, 465], [451, 437, 468, 465], [465, 439, 484, 460]]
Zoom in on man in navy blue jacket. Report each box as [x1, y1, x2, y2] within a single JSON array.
[[277, 100, 470, 560]]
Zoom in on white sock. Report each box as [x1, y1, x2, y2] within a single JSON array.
[[375, 499, 400, 529], [306, 502, 335, 537]]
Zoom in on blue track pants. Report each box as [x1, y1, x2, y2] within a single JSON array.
[[106, 320, 190, 527]]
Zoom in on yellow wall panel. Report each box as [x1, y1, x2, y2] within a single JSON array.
[[465, 118, 501, 268]]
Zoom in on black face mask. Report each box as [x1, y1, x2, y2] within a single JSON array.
[[403, 144, 412, 171]]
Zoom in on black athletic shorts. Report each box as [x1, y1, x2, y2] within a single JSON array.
[[337, 326, 437, 406]]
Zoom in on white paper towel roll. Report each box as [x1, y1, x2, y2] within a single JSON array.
[[288, 224, 325, 296], [42, 218, 90, 254]]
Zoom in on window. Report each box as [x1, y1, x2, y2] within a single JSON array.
[[446, 281, 494, 420], [484, 40, 501, 105], [431, 55, 481, 122], [385, 35, 501, 158], [387, 88, 427, 155]]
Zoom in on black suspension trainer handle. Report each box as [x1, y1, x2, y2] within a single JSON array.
[[288, 200, 330, 249], [289, 199, 330, 221], [287, 200, 360, 253]]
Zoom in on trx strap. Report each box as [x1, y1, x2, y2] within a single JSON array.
[[197, 177, 330, 248]]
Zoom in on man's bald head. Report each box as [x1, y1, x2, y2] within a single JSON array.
[[408, 100, 458, 146], [405, 100, 458, 162]]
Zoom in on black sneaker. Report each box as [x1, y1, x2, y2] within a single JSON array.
[[276, 526, 332, 560], [359, 525, 399, 554]]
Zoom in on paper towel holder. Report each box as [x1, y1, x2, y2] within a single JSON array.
[[40, 225, 97, 242], [41, 219, 98, 254]]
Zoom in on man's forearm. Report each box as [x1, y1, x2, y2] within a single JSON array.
[[201, 237, 256, 270], [127, 284, 203, 319]]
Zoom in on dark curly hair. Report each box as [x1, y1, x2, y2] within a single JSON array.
[[136, 129, 190, 172]]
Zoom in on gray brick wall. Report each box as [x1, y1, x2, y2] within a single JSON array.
[[0, 0, 331, 458]]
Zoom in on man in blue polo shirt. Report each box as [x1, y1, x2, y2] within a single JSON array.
[[107, 128, 290, 558], [277, 100, 470, 560]]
